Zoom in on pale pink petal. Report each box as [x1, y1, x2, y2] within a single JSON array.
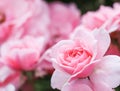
[[90, 55, 120, 88], [92, 81, 114, 91], [51, 40, 75, 59], [51, 70, 70, 90], [70, 59, 99, 81], [0, 84, 15, 91], [62, 79, 93, 91], [0, 63, 15, 83], [92, 28, 110, 58], [0, 60, 24, 89]]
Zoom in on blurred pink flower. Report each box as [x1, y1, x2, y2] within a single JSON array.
[[80, 3, 120, 57], [1, 36, 46, 71], [0, 0, 31, 44], [11, 0, 50, 39], [0, 0, 50, 44], [81, 3, 120, 33], [47, 2, 80, 46], [50, 27, 120, 91]]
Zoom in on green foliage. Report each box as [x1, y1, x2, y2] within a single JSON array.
[[116, 86, 120, 91], [34, 76, 59, 91], [46, 0, 120, 14]]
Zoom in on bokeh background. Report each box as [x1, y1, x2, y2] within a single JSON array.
[[46, 0, 120, 14]]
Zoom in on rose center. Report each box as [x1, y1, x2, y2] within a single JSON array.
[[68, 49, 83, 57], [63, 48, 84, 65], [0, 12, 5, 24], [64, 47, 84, 62]]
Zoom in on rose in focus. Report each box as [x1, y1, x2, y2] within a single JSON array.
[[50, 27, 120, 91]]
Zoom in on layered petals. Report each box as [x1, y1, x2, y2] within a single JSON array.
[[50, 27, 111, 90], [51, 70, 70, 90]]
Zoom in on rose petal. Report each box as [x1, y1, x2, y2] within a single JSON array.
[[90, 55, 120, 88], [70, 59, 99, 81], [51, 40, 75, 59], [0, 84, 15, 91], [51, 70, 70, 90], [92, 28, 110, 58], [92, 81, 114, 91], [62, 78, 93, 91], [0, 61, 15, 83]]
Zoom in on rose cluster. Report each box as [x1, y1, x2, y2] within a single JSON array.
[[0, 0, 120, 91]]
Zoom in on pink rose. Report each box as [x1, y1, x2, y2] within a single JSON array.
[[1, 36, 46, 71], [12, 0, 50, 38], [81, 6, 113, 30], [50, 27, 120, 91], [47, 2, 80, 46], [0, 0, 50, 44], [81, 3, 120, 33], [0, 0, 32, 44]]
